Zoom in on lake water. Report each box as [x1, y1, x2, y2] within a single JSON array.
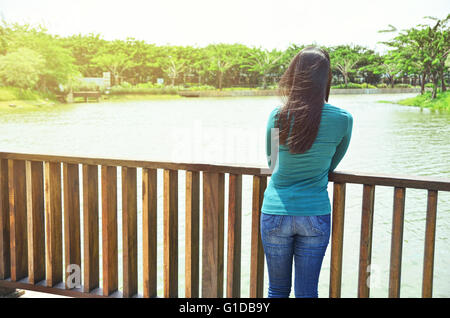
[[1, 93, 449, 298]]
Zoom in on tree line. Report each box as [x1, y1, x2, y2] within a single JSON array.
[[0, 15, 448, 98]]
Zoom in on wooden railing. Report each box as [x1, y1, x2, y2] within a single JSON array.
[[0, 152, 449, 298]]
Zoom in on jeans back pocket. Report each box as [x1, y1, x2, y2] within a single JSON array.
[[307, 214, 330, 236], [261, 213, 284, 235]]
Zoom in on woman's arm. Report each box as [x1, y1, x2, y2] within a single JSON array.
[[266, 107, 280, 168], [266, 111, 274, 167], [329, 113, 353, 172]]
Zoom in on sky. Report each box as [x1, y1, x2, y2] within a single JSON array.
[[0, 0, 449, 52]]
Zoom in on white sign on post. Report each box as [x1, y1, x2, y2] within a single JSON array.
[[103, 72, 111, 88]]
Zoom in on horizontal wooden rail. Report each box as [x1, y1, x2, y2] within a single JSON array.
[[0, 152, 265, 177], [0, 151, 448, 299], [1, 152, 449, 190], [328, 170, 450, 192]]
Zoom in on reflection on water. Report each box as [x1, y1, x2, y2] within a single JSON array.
[[0, 93, 449, 297]]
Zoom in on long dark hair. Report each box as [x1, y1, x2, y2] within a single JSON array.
[[276, 46, 332, 154]]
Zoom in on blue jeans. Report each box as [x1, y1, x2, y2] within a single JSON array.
[[260, 213, 331, 298]]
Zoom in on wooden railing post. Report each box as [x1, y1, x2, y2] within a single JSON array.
[[122, 167, 138, 297], [227, 174, 242, 298], [9, 160, 28, 282], [101, 165, 118, 296], [45, 161, 63, 287], [202, 172, 225, 298], [0, 159, 10, 280], [250, 175, 266, 298], [358, 184, 375, 297], [164, 169, 178, 298], [389, 187, 406, 298], [82, 164, 99, 293], [26, 161, 45, 284], [185, 170, 200, 298], [63, 163, 81, 289], [329, 182, 346, 298], [422, 190, 438, 298], [143, 168, 157, 298]]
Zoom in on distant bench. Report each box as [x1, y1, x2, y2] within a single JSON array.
[[72, 91, 101, 102], [56, 91, 102, 103]]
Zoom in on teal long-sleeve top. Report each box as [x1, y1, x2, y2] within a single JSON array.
[[261, 103, 353, 216]]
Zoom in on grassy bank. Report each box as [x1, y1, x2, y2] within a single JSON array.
[[0, 86, 183, 109], [397, 91, 450, 111], [0, 87, 59, 110]]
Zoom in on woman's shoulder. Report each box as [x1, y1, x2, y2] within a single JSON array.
[[323, 103, 352, 120], [268, 105, 282, 120], [272, 105, 282, 114]]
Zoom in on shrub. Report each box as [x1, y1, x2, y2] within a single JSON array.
[[0, 87, 18, 101], [331, 82, 376, 89], [222, 87, 258, 91], [119, 81, 133, 88], [394, 83, 413, 88], [181, 84, 216, 91], [70, 81, 102, 92], [0, 86, 55, 101]]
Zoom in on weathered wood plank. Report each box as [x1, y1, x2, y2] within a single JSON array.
[[202, 172, 225, 298], [0, 159, 10, 280], [422, 190, 438, 298], [250, 175, 266, 298], [82, 164, 99, 293], [329, 182, 346, 298], [44, 161, 63, 287], [8, 160, 28, 281], [227, 174, 242, 298], [142, 168, 157, 298], [163, 169, 178, 298], [0, 152, 265, 178], [0, 279, 107, 298], [388, 187, 406, 298], [63, 163, 81, 289], [328, 170, 450, 192], [122, 166, 138, 297], [101, 165, 118, 296], [26, 161, 45, 284], [357, 184, 375, 298], [185, 170, 199, 298]]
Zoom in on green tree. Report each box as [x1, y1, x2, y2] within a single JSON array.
[[242, 48, 284, 88], [158, 46, 188, 86], [380, 15, 449, 98], [423, 15, 450, 95], [330, 45, 363, 87], [123, 38, 157, 84], [61, 33, 107, 77], [370, 52, 403, 88], [0, 48, 45, 89], [205, 44, 241, 90], [4, 22, 79, 92], [91, 40, 136, 85], [189, 47, 210, 85], [356, 49, 382, 85]]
